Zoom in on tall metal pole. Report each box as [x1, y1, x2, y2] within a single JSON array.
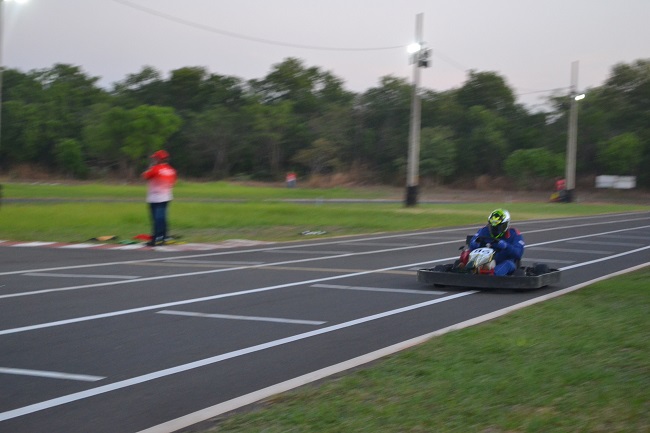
[[565, 61, 579, 202], [405, 13, 423, 207]]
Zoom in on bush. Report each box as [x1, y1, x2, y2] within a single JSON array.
[[505, 148, 564, 189], [55, 139, 88, 179]]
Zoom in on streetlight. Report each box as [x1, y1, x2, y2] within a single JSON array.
[[0, 0, 28, 157], [404, 13, 431, 207]]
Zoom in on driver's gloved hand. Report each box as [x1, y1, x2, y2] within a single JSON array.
[[495, 240, 507, 250]]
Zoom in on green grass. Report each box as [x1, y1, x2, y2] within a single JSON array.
[[0, 182, 648, 243], [206, 268, 650, 433], [1, 181, 386, 200]]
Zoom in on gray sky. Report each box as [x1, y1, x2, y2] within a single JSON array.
[[3, 0, 648, 109]]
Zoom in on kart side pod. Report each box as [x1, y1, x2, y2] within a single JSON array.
[[417, 265, 561, 289]]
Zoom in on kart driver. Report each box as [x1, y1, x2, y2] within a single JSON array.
[[468, 209, 525, 276]]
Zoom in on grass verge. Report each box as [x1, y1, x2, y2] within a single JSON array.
[[203, 268, 650, 433], [0, 182, 648, 243]]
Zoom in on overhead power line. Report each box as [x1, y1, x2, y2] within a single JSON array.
[[516, 87, 571, 96], [431, 50, 468, 73], [111, 0, 405, 52]]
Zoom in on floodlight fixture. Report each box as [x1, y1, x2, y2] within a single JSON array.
[[407, 43, 421, 54]]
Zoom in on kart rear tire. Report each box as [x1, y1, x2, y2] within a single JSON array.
[[533, 263, 550, 275]]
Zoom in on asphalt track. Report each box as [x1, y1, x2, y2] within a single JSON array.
[[1, 212, 649, 433]]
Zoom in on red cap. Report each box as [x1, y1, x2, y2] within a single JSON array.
[[151, 150, 169, 161]]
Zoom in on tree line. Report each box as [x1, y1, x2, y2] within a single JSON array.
[[1, 57, 648, 188]]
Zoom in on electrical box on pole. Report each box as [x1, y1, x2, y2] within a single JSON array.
[[418, 48, 431, 68]]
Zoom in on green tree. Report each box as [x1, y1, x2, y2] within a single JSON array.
[[121, 105, 182, 177], [357, 76, 412, 180], [457, 70, 516, 115], [1, 65, 106, 168], [34, 64, 107, 159], [601, 59, 650, 132], [84, 105, 181, 178], [112, 66, 165, 108], [83, 104, 130, 171], [504, 148, 564, 189], [244, 101, 294, 179], [54, 138, 87, 178], [460, 106, 508, 175], [250, 58, 321, 112], [597, 133, 644, 175], [292, 138, 341, 175], [419, 127, 458, 184], [183, 106, 238, 178], [166, 67, 212, 114]]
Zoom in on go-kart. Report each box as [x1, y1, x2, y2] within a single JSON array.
[[417, 236, 561, 290]]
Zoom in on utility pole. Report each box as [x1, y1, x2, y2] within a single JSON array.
[[405, 13, 429, 207], [565, 61, 579, 203]]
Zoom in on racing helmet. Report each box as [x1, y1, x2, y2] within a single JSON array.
[[488, 208, 510, 239]]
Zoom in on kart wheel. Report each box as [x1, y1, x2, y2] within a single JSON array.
[[533, 263, 549, 275], [433, 265, 447, 272], [513, 268, 526, 277]]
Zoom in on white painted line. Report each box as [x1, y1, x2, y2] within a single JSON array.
[[157, 310, 325, 326], [312, 284, 445, 296], [22, 273, 140, 280], [163, 260, 264, 265], [264, 250, 349, 255], [0, 291, 476, 422], [345, 242, 419, 247], [531, 247, 613, 254], [139, 263, 650, 433], [13, 242, 57, 247], [558, 246, 650, 271], [0, 367, 104, 382], [568, 240, 644, 247], [521, 258, 574, 264], [600, 234, 650, 240], [59, 243, 105, 249]]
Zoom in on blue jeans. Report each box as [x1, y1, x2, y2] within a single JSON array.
[[149, 201, 169, 243]]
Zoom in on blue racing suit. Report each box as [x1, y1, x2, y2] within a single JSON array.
[[469, 227, 525, 276]]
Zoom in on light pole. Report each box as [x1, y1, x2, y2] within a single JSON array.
[[564, 61, 584, 203], [0, 0, 27, 158], [404, 13, 430, 207]]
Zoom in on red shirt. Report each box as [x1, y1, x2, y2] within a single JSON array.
[[142, 163, 177, 203]]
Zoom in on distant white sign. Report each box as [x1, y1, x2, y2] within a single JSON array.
[[595, 175, 636, 189]]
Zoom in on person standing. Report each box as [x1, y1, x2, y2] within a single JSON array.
[[142, 150, 177, 246]]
